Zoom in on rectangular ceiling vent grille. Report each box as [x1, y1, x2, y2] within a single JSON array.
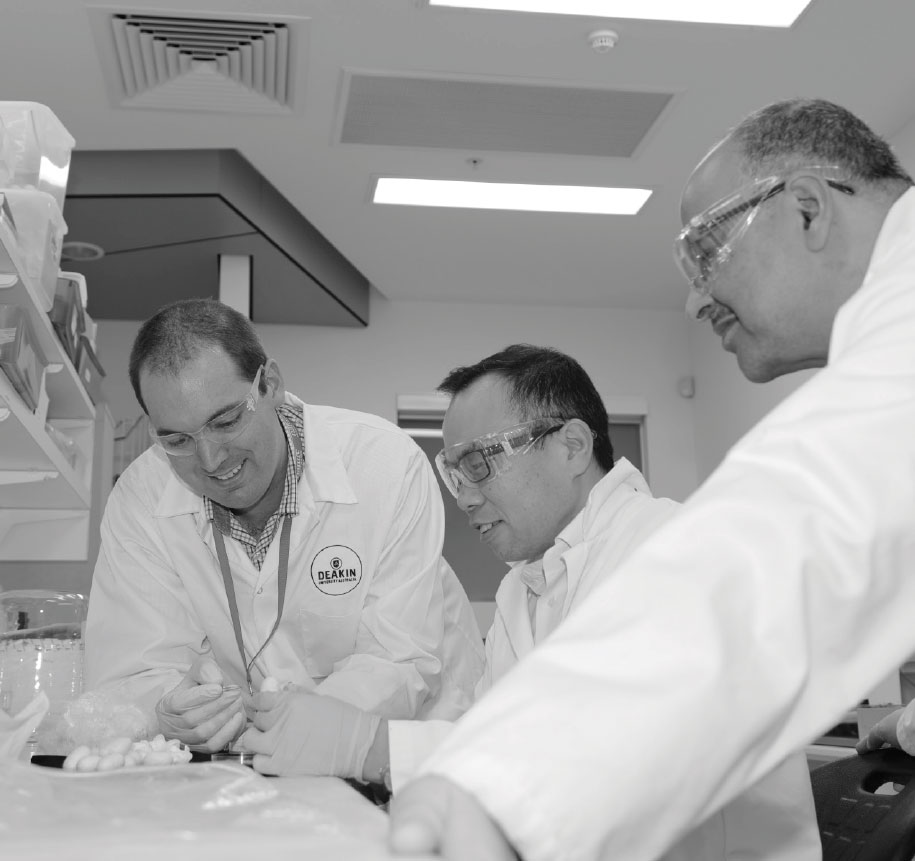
[[97, 12, 297, 113], [340, 72, 673, 158]]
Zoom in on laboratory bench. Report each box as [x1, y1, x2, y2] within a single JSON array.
[[3, 757, 428, 861]]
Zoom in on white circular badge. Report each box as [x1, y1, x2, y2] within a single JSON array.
[[311, 545, 363, 596]]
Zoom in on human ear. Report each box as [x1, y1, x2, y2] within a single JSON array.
[[263, 358, 285, 401], [787, 174, 832, 252], [559, 419, 594, 476]]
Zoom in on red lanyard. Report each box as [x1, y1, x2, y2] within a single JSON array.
[[212, 515, 292, 695]]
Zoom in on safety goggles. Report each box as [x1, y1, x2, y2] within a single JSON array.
[[435, 417, 565, 498], [673, 166, 854, 303], [149, 365, 264, 456]]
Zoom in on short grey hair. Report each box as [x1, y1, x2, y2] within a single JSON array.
[[729, 98, 913, 189]]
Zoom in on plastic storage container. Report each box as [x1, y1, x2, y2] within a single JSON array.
[[0, 102, 75, 214], [74, 333, 105, 404], [0, 189, 67, 311], [0, 590, 86, 751], [0, 304, 46, 411], [50, 272, 85, 363]]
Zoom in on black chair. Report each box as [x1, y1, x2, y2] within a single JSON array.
[[812, 747, 915, 860]]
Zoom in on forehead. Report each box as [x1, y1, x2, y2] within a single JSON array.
[[442, 375, 522, 450], [141, 347, 248, 426], [679, 138, 748, 225]]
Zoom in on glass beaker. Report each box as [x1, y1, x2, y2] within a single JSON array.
[[0, 590, 86, 751]]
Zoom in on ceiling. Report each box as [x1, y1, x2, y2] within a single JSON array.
[[6, 0, 915, 324]]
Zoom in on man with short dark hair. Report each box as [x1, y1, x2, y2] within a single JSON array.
[[242, 343, 681, 784], [85, 298, 484, 779], [260, 343, 818, 858], [388, 99, 915, 860]]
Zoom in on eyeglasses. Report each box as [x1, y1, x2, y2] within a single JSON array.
[[149, 365, 265, 456], [435, 417, 565, 498], [673, 166, 855, 300]]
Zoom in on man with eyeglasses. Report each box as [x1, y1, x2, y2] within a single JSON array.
[[257, 343, 816, 858], [84, 298, 484, 770], [388, 99, 915, 860]]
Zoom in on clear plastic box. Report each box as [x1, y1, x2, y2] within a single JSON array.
[[50, 273, 85, 363], [0, 189, 67, 311], [0, 304, 46, 411], [74, 334, 105, 405], [0, 102, 75, 214]]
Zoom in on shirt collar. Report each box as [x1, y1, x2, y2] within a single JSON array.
[[514, 458, 647, 596], [205, 402, 304, 531], [290, 394, 358, 505]]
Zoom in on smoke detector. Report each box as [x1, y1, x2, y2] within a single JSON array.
[[588, 29, 619, 53]]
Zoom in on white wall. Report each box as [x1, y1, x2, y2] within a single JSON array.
[[97, 290, 700, 502], [686, 324, 815, 482]]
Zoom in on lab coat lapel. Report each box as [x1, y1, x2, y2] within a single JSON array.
[[498, 569, 537, 658]]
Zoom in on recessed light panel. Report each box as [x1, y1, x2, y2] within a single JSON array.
[[427, 0, 814, 27], [373, 178, 651, 215]]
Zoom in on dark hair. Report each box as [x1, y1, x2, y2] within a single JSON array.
[[129, 298, 267, 413], [439, 344, 614, 472], [731, 98, 913, 188]]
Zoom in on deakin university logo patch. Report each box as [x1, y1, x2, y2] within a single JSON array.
[[311, 545, 363, 596]]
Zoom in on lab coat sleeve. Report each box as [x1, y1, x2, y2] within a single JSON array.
[[388, 719, 456, 793], [84, 473, 209, 726], [313, 446, 464, 718], [415, 246, 915, 859]]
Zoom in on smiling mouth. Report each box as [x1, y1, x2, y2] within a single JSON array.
[[709, 304, 738, 338], [475, 521, 499, 540], [212, 462, 244, 482]]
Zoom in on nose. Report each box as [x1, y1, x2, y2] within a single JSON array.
[[195, 436, 227, 472], [455, 480, 484, 513]]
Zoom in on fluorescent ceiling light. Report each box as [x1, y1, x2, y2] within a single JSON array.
[[427, 0, 813, 28], [373, 178, 651, 214]]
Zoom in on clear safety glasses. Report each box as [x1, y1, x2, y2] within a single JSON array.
[[149, 365, 264, 457], [673, 166, 855, 312], [435, 417, 565, 498]]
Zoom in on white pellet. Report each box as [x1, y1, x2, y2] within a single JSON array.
[[97, 753, 126, 772], [62, 745, 92, 772], [76, 754, 101, 772]]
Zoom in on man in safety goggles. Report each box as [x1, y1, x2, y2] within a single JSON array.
[[269, 343, 818, 859], [84, 298, 484, 773], [388, 99, 915, 861]]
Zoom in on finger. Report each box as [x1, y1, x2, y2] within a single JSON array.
[[189, 656, 225, 686], [236, 728, 265, 754], [166, 684, 224, 714], [856, 710, 903, 754], [177, 696, 246, 745], [204, 708, 248, 753], [389, 776, 517, 860], [170, 688, 242, 724], [389, 783, 443, 855], [252, 705, 283, 732], [252, 752, 279, 776]]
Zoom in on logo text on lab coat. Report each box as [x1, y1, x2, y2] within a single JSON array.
[[311, 544, 363, 595]]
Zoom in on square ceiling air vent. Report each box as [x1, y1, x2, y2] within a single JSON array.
[[340, 71, 673, 158], [88, 8, 306, 114]]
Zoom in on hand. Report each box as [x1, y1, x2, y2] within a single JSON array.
[[856, 703, 915, 755], [155, 657, 246, 751], [389, 775, 519, 860], [239, 689, 380, 778]]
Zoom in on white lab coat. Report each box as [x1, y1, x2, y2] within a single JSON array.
[[393, 461, 819, 860], [418, 189, 915, 861], [85, 397, 484, 727]]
